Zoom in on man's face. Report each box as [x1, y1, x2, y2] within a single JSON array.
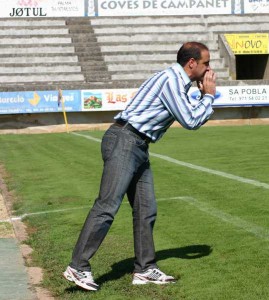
[[191, 50, 211, 81]]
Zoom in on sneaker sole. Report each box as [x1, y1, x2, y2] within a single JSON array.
[[63, 272, 74, 282], [132, 279, 176, 285], [73, 279, 99, 291], [63, 269, 99, 291]]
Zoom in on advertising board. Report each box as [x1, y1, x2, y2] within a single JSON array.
[[0, 86, 269, 115]]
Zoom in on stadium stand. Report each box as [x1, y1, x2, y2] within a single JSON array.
[[91, 16, 229, 84], [0, 14, 269, 93], [0, 19, 84, 90], [0, 14, 269, 131]]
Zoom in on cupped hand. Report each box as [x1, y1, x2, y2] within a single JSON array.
[[201, 70, 216, 96]]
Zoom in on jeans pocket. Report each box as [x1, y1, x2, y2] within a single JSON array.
[[124, 131, 148, 148], [101, 131, 117, 161]]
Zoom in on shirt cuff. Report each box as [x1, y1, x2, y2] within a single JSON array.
[[204, 94, 215, 103], [200, 94, 214, 112]]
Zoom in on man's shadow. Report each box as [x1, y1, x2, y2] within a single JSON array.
[[96, 244, 212, 285]]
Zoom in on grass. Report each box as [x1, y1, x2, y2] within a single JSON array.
[[0, 125, 269, 299]]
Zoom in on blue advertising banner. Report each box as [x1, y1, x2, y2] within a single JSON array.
[[1, 86, 269, 115], [0, 90, 81, 114]]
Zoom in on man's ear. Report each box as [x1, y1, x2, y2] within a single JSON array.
[[188, 58, 197, 69]]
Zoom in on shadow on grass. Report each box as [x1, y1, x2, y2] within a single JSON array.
[[65, 244, 212, 292], [97, 244, 212, 284]]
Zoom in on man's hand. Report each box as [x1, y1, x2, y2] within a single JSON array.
[[198, 70, 216, 97]]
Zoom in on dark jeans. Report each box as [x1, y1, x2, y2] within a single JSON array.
[[70, 123, 158, 273]]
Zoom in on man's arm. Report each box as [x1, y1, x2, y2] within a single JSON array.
[[160, 71, 216, 130]]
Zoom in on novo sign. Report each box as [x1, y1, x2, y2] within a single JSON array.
[[225, 33, 269, 55]]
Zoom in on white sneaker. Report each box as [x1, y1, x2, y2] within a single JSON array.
[[63, 266, 99, 291], [132, 268, 176, 285]]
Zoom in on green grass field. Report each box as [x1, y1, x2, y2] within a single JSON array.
[[0, 125, 269, 300]]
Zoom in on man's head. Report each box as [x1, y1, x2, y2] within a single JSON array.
[[177, 42, 211, 82]]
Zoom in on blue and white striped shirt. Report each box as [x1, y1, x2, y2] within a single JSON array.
[[115, 63, 214, 143]]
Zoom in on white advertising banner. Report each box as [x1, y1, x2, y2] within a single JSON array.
[[189, 85, 269, 107], [0, 85, 268, 115], [81, 89, 137, 111], [81, 85, 269, 112], [0, 0, 85, 18], [97, 0, 232, 16], [244, 0, 269, 14], [0, 0, 268, 17]]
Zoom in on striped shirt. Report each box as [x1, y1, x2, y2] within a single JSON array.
[[115, 63, 214, 143]]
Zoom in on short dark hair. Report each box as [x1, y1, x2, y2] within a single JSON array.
[[177, 42, 209, 67]]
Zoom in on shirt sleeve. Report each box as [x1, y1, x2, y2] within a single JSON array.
[[160, 76, 214, 130]]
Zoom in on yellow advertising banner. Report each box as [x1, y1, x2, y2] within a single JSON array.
[[225, 33, 269, 55]]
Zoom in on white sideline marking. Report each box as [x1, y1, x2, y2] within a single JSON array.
[[72, 131, 102, 143], [0, 206, 90, 223], [71, 132, 269, 190], [150, 153, 269, 190], [160, 196, 269, 240], [2, 196, 268, 240]]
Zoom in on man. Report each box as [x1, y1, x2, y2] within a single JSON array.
[[63, 41, 216, 291]]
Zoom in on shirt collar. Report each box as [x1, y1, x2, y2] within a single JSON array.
[[173, 63, 192, 92]]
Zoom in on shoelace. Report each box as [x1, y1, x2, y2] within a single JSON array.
[[77, 271, 94, 282], [147, 269, 164, 280]]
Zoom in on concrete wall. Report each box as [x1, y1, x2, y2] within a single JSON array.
[[264, 56, 269, 80], [0, 106, 269, 134]]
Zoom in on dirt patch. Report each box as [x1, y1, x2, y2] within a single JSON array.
[[0, 166, 15, 238], [0, 123, 112, 135], [0, 222, 14, 238], [0, 119, 268, 136], [0, 165, 55, 300], [0, 194, 12, 236]]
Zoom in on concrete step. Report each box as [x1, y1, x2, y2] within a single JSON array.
[[81, 63, 108, 71], [84, 74, 111, 81], [66, 18, 92, 25], [72, 51, 103, 62], [90, 16, 204, 25], [111, 68, 230, 81], [95, 33, 211, 43], [90, 15, 269, 26], [106, 60, 224, 72], [209, 23, 269, 32], [0, 81, 142, 91], [0, 27, 68, 35], [103, 51, 222, 61], [74, 46, 107, 54], [0, 65, 81, 73], [0, 36, 72, 45], [204, 14, 269, 24], [93, 24, 206, 34], [0, 45, 76, 54], [0, 19, 66, 26], [0, 15, 246, 91], [0, 74, 84, 83], [98, 40, 218, 50], [69, 35, 98, 43], [0, 43, 101, 53], [99, 43, 217, 53], [0, 80, 118, 91], [68, 27, 95, 34], [0, 55, 79, 63], [0, 58, 105, 68]]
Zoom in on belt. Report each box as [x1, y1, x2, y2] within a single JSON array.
[[115, 119, 151, 143]]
